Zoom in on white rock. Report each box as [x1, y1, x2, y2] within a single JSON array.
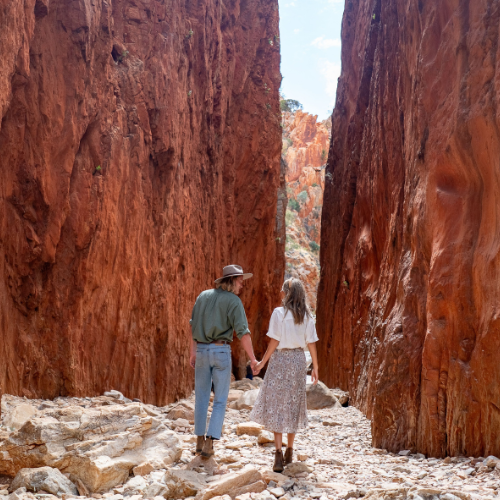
[[9, 467, 78, 497], [2, 404, 38, 431], [232, 390, 260, 410], [164, 469, 207, 498], [0, 403, 181, 493], [195, 467, 264, 500], [123, 476, 147, 495], [269, 487, 285, 498]]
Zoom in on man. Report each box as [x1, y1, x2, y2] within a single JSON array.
[[190, 264, 259, 458]]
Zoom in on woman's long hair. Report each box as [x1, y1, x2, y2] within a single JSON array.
[[282, 278, 310, 325]]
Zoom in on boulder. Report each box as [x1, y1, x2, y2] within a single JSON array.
[[261, 471, 288, 485], [0, 403, 181, 493], [236, 423, 263, 436], [283, 463, 312, 477], [164, 470, 207, 498], [167, 403, 195, 421], [232, 390, 260, 410], [227, 390, 244, 403], [485, 456, 499, 468], [257, 431, 274, 445], [330, 389, 349, 406], [9, 467, 78, 497], [306, 382, 339, 409], [132, 462, 155, 476], [194, 467, 263, 500]]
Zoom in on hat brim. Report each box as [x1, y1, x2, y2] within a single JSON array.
[[215, 272, 253, 283]]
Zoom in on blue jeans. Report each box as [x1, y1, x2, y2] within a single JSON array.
[[194, 343, 232, 439]]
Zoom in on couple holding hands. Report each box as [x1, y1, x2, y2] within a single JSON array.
[[189, 265, 319, 472]]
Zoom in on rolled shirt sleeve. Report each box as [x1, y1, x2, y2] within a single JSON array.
[[266, 308, 282, 342], [228, 300, 251, 339], [306, 316, 319, 344]]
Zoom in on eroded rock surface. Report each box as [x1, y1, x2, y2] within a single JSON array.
[[282, 111, 329, 311], [0, 0, 284, 404], [1, 392, 499, 500], [317, 0, 500, 456]]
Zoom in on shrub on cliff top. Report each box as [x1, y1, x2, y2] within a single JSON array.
[[280, 99, 303, 113]]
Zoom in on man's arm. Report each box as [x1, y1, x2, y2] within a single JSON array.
[[239, 334, 258, 372], [190, 338, 197, 369]]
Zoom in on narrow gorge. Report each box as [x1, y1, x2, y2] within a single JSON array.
[[1, 0, 500, 488]]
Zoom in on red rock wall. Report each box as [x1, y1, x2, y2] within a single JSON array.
[[0, 0, 284, 405], [317, 0, 500, 457]]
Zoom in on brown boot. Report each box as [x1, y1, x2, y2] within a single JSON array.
[[201, 436, 214, 458], [273, 450, 284, 472], [284, 447, 293, 465], [196, 436, 205, 454]]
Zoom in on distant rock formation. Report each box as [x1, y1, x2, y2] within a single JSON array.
[[0, 0, 284, 404], [282, 111, 330, 311], [317, 0, 500, 457]]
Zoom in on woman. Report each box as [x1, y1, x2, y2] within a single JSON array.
[[250, 278, 319, 472]]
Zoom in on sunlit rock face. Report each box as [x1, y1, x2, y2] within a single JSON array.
[[317, 0, 500, 457], [0, 0, 284, 404], [282, 111, 329, 311]]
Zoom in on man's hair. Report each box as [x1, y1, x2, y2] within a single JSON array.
[[282, 278, 311, 325], [216, 276, 237, 293]]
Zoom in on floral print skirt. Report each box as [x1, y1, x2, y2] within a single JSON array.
[[249, 348, 308, 434]]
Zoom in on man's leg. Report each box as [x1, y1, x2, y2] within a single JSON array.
[[206, 347, 231, 440], [194, 346, 212, 440]]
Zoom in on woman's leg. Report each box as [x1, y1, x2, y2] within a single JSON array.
[[274, 432, 283, 450], [284, 433, 295, 464], [273, 432, 284, 472]]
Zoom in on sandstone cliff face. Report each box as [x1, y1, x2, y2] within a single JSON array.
[[283, 111, 328, 311], [317, 0, 500, 457], [0, 0, 283, 405]]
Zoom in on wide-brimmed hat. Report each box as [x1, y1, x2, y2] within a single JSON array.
[[215, 264, 253, 283]]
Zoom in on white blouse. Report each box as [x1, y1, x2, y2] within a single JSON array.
[[266, 307, 319, 349]]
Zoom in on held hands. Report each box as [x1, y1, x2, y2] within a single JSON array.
[[251, 359, 263, 375], [311, 367, 319, 385], [190, 352, 196, 369]]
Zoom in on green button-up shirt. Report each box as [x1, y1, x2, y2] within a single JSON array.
[[190, 288, 250, 343]]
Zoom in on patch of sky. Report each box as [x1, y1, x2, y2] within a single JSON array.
[[278, 0, 344, 120]]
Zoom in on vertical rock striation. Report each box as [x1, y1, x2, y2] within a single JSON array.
[[0, 0, 283, 404], [318, 0, 500, 457]]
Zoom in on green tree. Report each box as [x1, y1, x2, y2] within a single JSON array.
[[280, 99, 303, 113]]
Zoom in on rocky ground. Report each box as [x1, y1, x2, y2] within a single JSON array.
[[0, 381, 499, 500]]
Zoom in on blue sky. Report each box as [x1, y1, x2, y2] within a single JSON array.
[[278, 0, 344, 120]]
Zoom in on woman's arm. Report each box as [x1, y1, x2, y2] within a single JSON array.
[[308, 341, 319, 384], [253, 338, 280, 374]]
